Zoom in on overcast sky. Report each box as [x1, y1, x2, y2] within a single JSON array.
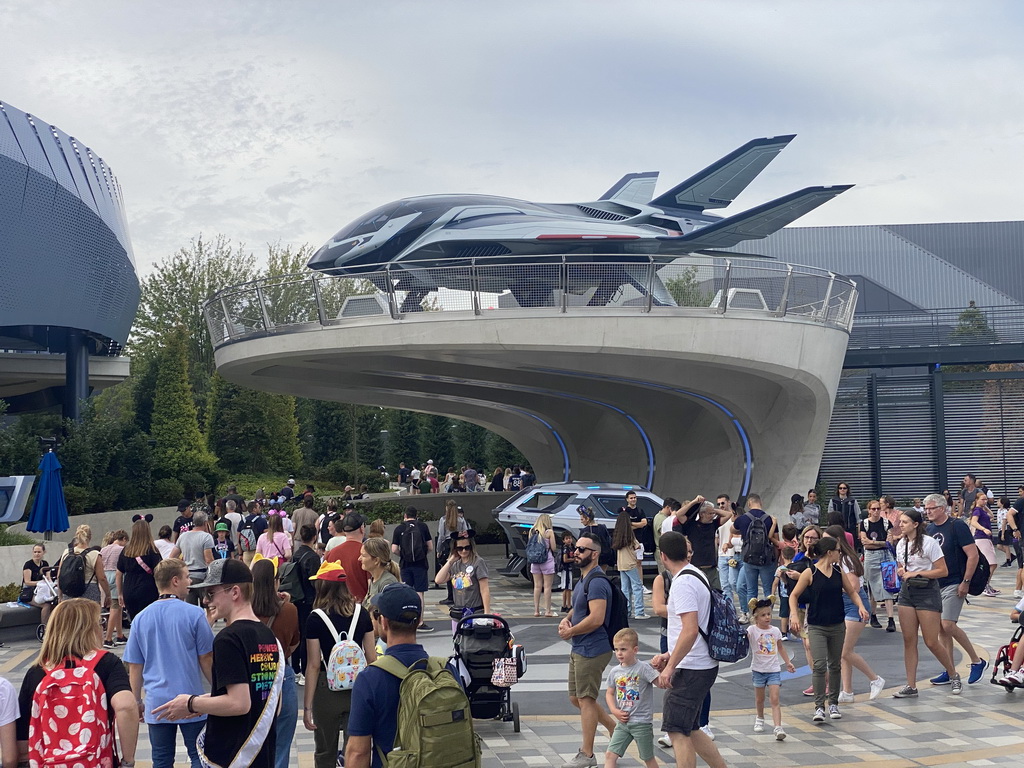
[[2, 0, 1023, 276]]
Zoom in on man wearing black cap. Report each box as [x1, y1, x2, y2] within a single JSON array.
[[154, 558, 284, 768], [171, 501, 195, 544], [347, 583, 465, 768]]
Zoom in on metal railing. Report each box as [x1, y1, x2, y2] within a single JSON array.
[[849, 305, 1024, 350], [202, 255, 859, 348]]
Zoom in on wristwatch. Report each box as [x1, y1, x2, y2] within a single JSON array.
[[961, 578, 970, 583]]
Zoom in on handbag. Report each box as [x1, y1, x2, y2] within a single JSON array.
[[19, 584, 35, 604], [491, 657, 518, 687], [880, 560, 901, 594], [903, 541, 933, 589]]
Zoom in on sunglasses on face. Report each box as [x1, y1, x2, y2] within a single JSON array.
[[454, 545, 472, 552], [574, 545, 596, 553]]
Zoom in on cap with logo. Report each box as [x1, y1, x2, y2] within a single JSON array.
[[189, 558, 253, 590], [370, 582, 423, 623]]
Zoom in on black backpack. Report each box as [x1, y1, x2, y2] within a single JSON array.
[[582, 524, 615, 568], [740, 511, 775, 566], [58, 544, 89, 597], [582, 570, 629, 645], [400, 520, 427, 563]]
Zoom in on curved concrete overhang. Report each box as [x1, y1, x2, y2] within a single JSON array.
[[214, 309, 849, 510]]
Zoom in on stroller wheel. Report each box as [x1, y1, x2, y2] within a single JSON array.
[[36, 623, 45, 643], [512, 701, 520, 733]]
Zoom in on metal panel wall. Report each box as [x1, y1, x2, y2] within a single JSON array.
[[876, 377, 937, 498], [819, 376, 875, 498]]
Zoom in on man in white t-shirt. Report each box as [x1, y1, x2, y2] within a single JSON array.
[[651, 531, 726, 768]]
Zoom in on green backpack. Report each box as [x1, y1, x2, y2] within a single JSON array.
[[372, 655, 480, 768]]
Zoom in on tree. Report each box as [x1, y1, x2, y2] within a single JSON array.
[[206, 374, 301, 475], [486, 432, 527, 472], [0, 400, 38, 476], [664, 265, 713, 307], [386, 409, 421, 470], [149, 327, 218, 485], [453, 420, 488, 470], [352, 406, 384, 468], [297, 399, 352, 468], [419, 414, 454, 471]]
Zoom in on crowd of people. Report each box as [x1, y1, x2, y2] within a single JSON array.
[[396, 460, 536, 494]]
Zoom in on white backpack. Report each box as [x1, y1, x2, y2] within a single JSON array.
[[314, 605, 367, 691]]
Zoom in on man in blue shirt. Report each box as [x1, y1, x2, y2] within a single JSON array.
[[557, 534, 618, 768], [124, 558, 215, 768]]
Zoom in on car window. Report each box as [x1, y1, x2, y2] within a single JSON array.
[[591, 496, 627, 519], [516, 492, 574, 513]]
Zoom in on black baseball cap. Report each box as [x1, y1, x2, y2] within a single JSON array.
[[340, 514, 363, 533], [370, 583, 422, 623], [189, 559, 253, 590]]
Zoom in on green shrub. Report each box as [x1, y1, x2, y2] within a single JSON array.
[[474, 522, 508, 545], [153, 478, 184, 505], [0, 583, 20, 602], [63, 484, 92, 515], [0, 525, 37, 546], [308, 496, 433, 524], [323, 460, 389, 493]]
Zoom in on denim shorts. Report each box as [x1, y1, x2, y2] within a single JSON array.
[[842, 587, 869, 621], [752, 670, 781, 688]]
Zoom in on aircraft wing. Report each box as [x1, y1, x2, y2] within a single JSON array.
[[650, 135, 796, 212], [599, 172, 659, 206], [666, 185, 853, 250]]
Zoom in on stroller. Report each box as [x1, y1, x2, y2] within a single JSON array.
[[451, 614, 526, 732], [32, 571, 58, 643], [991, 624, 1023, 690]]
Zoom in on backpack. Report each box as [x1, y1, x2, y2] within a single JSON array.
[[57, 544, 90, 598], [582, 570, 629, 646], [281, 546, 318, 604], [29, 651, 114, 768], [399, 521, 426, 564], [740, 511, 775, 566], [436, 532, 452, 562], [372, 655, 480, 768], [967, 546, 990, 596], [238, 515, 258, 552], [582, 524, 615, 568], [525, 530, 549, 564], [315, 606, 368, 691], [678, 569, 749, 663]]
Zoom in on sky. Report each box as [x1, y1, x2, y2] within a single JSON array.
[[2, 0, 1023, 277]]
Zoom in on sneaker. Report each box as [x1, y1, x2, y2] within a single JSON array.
[[774, 725, 786, 741], [892, 685, 918, 698], [998, 669, 1024, 687], [930, 670, 950, 685], [780, 632, 789, 641], [657, 734, 672, 748], [869, 676, 885, 700], [869, 614, 882, 628], [837, 690, 854, 704], [753, 716, 765, 733], [983, 586, 999, 596], [561, 750, 597, 768], [968, 659, 987, 684], [950, 674, 962, 695], [417, 623, 435, 633], [886, 617, 896, 632], [295, 673, 305, 686], [700, 724, 714, 741], [439, 598, 454, 606], [642, 586, 652, 595], [633, 613, 649, 620], [1014, 590, 1023, 598], [829, 705, 842, 720], [739, 612, 750, 625], [115, 636, 128, 646], [812, 707, 826, 722], [102, 640, 115, 649], [802, 685, 815, 696]]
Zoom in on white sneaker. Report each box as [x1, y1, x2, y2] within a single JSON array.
[[774, 725, 786, 741], [1014, 590, 1023, 598], [753, 716, 765, 733], [700, 724, 714, 741], [657, 734, 672, 748], [837, 690, 854, 704], [869, 676, 885, 700], [561, 750, 597, 768], [812, 707, 826, 722], [642, 585, 652, 595], [998, 669, 1024, 687]]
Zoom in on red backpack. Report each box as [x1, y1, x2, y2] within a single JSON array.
[[29, 650, 115, 768]]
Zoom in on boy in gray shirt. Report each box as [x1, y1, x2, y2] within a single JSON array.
[[604, 627, 660, 768]]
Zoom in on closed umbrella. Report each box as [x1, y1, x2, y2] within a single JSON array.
[[25, 451, 70, 541]]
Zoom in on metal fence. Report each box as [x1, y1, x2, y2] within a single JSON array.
[[849, 304, 1024, 350], [203, 256, 859, 348]]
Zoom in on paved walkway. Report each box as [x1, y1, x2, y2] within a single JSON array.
[[3, 562, 1024, 767]]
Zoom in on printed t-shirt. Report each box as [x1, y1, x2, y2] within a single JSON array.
[[666, 564, 715, 670], [571, 569, 613, 657], [305, 606, 374, 664], [203, 620, 281, 768], [172, 515, 195, 537], [899, 535, 945, 573], [605, 660, 659, 723], [326, 539, 370, 601], [213, 536, 236, 559], [450, 556, 489, 611], [747, 624, 784, 673], [926, 517, 975, 587], [122, 596, 215, 724]]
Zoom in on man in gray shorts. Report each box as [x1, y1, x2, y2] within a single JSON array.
[[557, 534, 618, 768], [924, 493, 987, 685]]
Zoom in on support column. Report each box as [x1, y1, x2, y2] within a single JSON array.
[[64, 329, 89, 422]]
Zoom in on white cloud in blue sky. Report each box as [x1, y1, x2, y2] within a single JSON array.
[[2, 0, 1022, 275]]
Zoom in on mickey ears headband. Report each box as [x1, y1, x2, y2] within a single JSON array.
[[132, 514, 154, 523]]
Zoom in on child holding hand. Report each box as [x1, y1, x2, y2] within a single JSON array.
[[603, 628, 660, 768], [747, 597, 796, 741]]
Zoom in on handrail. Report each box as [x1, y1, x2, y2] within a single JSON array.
[[202, 254, 859, 349]]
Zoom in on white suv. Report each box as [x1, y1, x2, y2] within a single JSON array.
[[492, 482, 663, 579]]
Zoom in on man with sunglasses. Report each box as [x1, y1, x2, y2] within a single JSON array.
[[557, 535, 619, 768], [154, 558, 284, 768]]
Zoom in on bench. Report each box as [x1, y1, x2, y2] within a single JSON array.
[[0, 603, 42, 628]]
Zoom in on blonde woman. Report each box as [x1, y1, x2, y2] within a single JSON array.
[[55, 524, 110, 607], [15, 598, 138, 767], [528, 513, 558, 617]]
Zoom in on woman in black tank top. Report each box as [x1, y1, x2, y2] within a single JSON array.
[[788, 537, 868, 722]]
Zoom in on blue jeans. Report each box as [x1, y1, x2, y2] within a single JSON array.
[[718, 555, 739, 605], [739, 561, 777, 610], [275, 665, 298, 768], [620, 567, 644, 618], [149, 719, 204, 768]]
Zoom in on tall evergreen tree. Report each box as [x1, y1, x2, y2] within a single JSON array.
[[386, 408, 421, 470], [353, 406, 385, 468], [453, 420, 488, 470], [297, 399, 352, 467], [206, 374, 301, 475], [420, 414, 454, 471], [486, 431, 528, 472]]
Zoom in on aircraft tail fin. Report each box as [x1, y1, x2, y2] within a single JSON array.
[[600, 172, 659, 206], [667, 185, 853, 250], [650, 135, 796, 212]]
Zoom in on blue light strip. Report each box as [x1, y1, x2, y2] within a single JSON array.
[[528, 367, 754, 498], [377, 371, 655, 489]]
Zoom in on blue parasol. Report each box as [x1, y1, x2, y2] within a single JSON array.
[[25, 451, 70, 539]]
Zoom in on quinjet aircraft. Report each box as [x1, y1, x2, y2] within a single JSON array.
[[308, 135, 851, 310]]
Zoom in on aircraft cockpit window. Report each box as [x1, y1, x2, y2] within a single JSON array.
[[332, 203, 403, 240], [450, 206, 525, 224]]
